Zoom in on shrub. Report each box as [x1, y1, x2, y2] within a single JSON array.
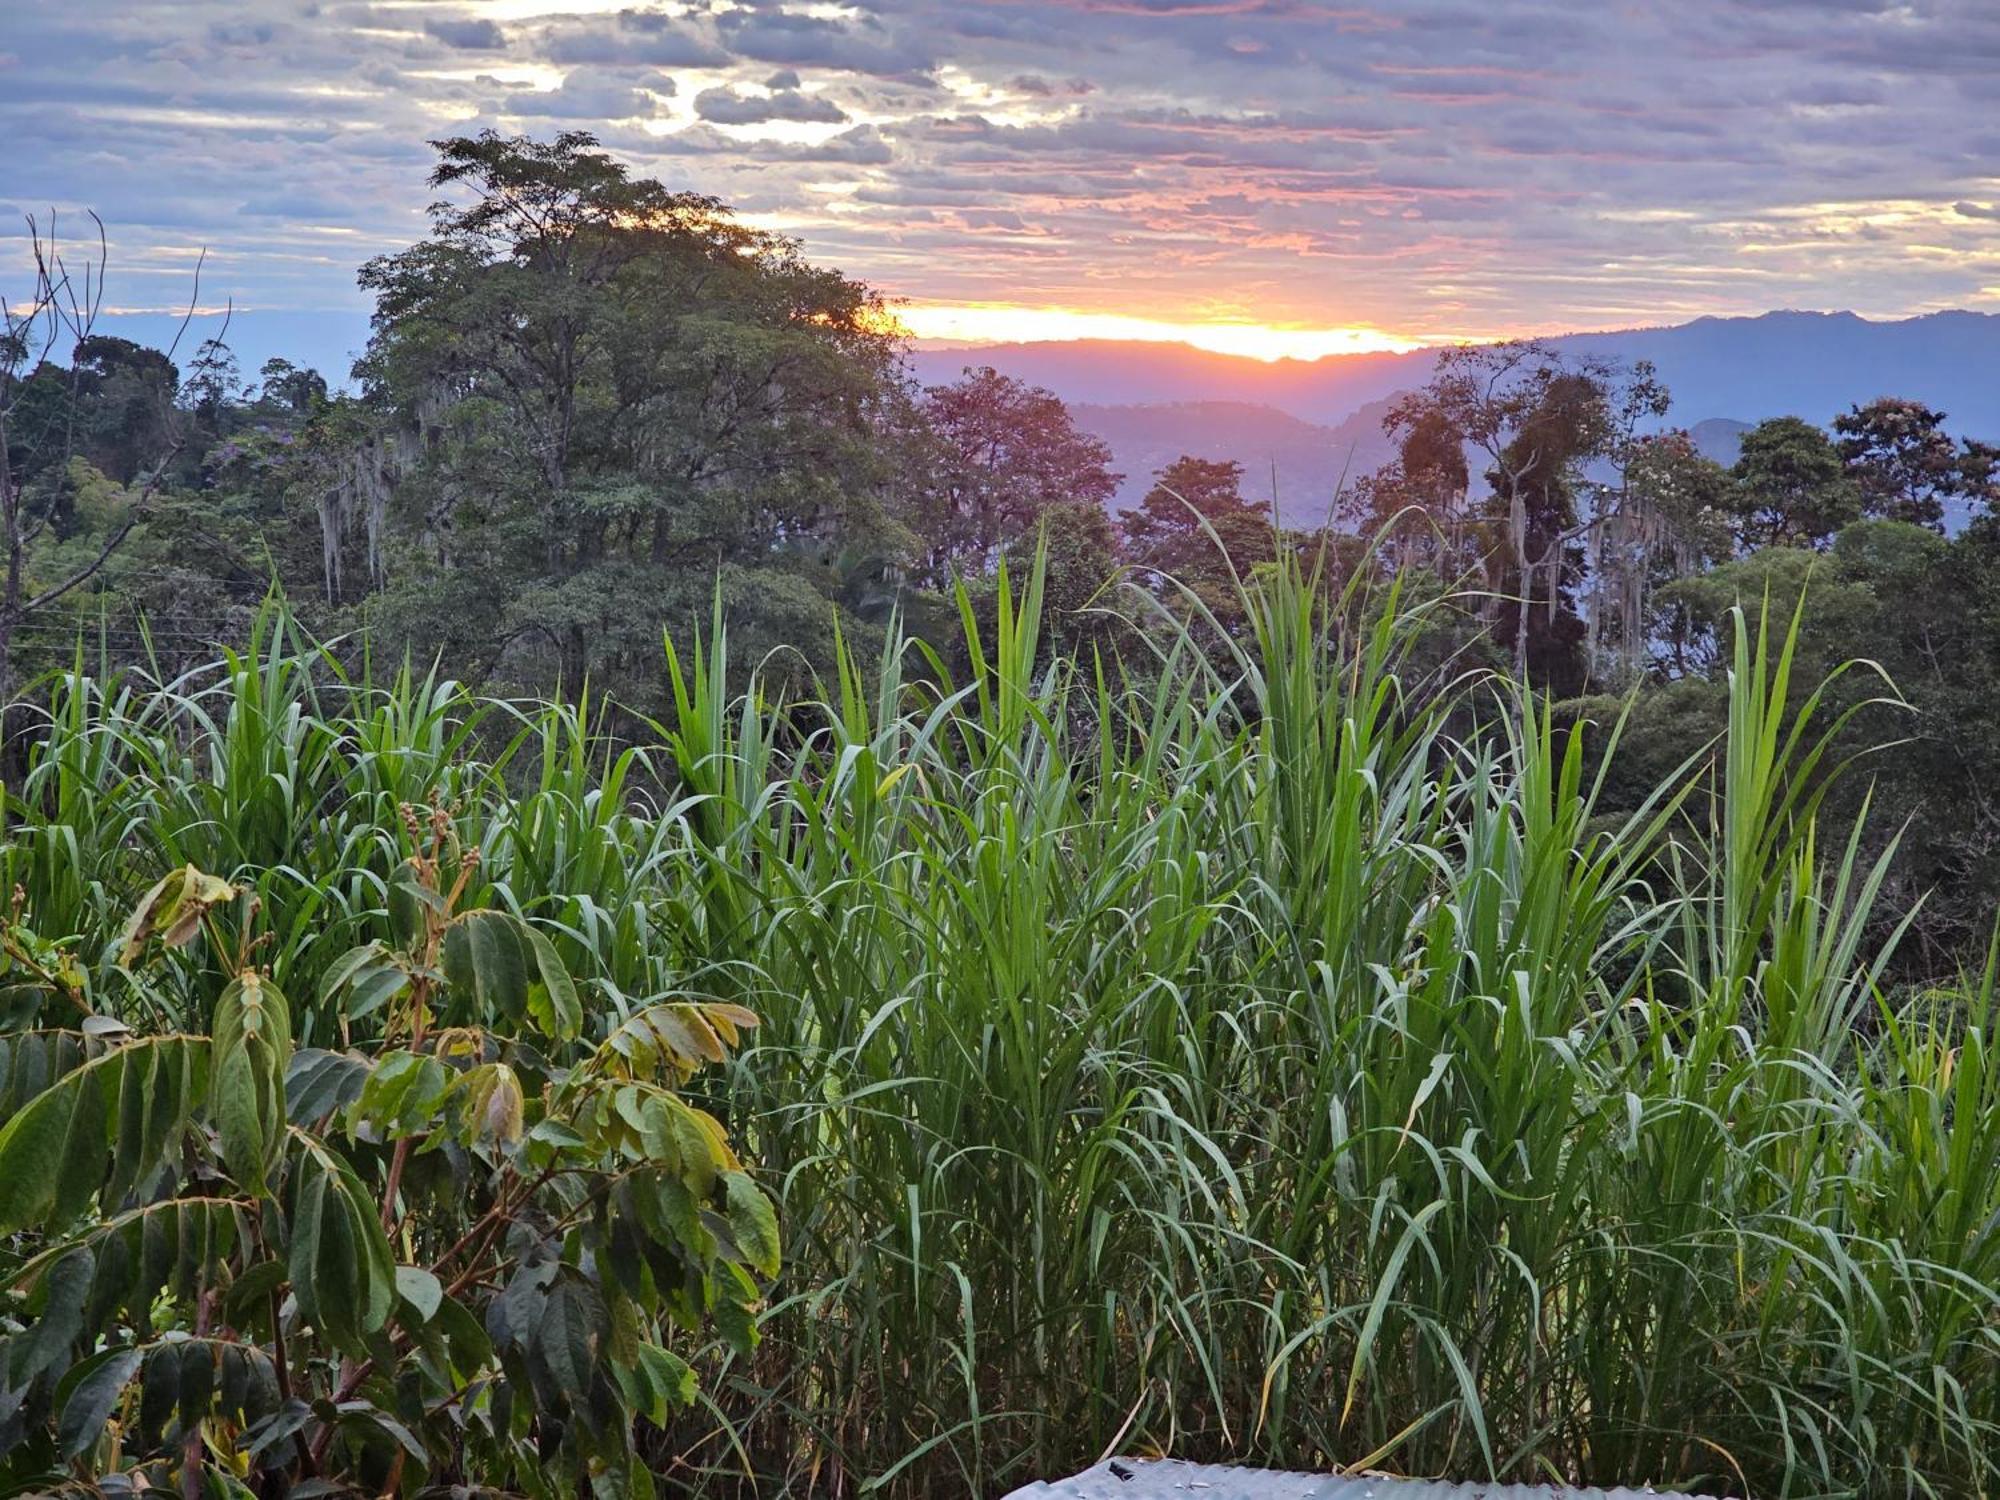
[[0, 811, 774, 1498]]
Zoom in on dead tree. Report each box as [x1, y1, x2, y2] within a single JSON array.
[[0, 213, 219, 699]]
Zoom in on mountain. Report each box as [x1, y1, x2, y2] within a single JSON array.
[[923, 313, 2000, 524], [914, 343, 1424, 429], [911, 310, 2000, 434], [89, 308, 2000, 519], [1073, 406, 1756, 528], [1688, 418, 1752, 468], [1070, 400, 1395, 526]]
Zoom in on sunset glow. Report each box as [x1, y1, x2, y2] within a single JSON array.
[[893, 304, 1425, 362], [13, 0, 1998, 365]]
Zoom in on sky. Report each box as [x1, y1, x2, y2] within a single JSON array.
[[4, 0, 2000, 364]]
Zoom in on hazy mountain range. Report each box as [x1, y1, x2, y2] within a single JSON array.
[[90, 306, 1998, 526], [909, 311, 2000, 521]]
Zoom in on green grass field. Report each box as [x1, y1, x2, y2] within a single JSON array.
[[5, 555, 1995, 1497]]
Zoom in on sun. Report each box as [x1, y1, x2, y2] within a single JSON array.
[[890, 302, 1424, 362]]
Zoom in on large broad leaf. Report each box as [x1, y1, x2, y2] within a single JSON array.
[[56, 1345, 142, 1459], [442, 910, 582, 1041], [394, 1265, 443, 1324], [0, 1030, 97, 1120], [288, 1144, 396, 1356], [385, 859, 434, 952], [318, 942, 413, 1023], [624, 1342, 695, 1426], [11, 1248, 93, 1387], [722, 1171, 780, 1278], [442, 910, 529, 1026], [353, 1049, 449, 1135], [211, 974, 292, 1196], [519, 922, 582, 1041], [285, 1048, 371, 1125], [133, 1338, 278, 1447], [0, 1036, 207, 1236], [13, 1197, 251, 1335], [532, 1271, 609, 1408]]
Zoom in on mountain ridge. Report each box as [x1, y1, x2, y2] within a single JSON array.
[[909, 309, 2000, 433]]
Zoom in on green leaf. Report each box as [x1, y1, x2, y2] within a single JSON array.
[[175, 1338, 215, 1434], [288, 1158, 327, 1313], [395, 1265, 443, 1324], [535, 1273, 607, 1402], [334, 1399, 428, 1466], [320, 942, 412, 1022], [386, 860, 432, 952], [223, 1255, 289, 1329], [286, 1048, 370, 1125], [722, 1171, 780, 1278], [211, 974, 291, 1196], [443, 909, 529, 1024], [12, 1247, 93, 1387], [244, 1397, 314, 1462], [355, 1049, 448, 1134], [0, 1038, 207, 1236], [57, 1345, 142, 1459], [15, 1198, 249, 1334], [630, 1342, 694, 1425], [0, 1070, 85, 1236], [520, 920, 582, 1041]]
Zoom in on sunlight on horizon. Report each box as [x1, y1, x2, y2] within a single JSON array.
[[892, 303, 1426, 362]]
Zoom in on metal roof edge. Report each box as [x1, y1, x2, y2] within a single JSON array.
[[1001, 1458, 1724, 1500]]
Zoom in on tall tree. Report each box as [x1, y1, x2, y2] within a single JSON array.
[[1384, 342, 1646, 688], [1343, 405, 1473, 574], [908, 367, 1119, 584], [354, 130, 909, 698], [0, 216, 208, 698], [1586, 429, 1733, 683], [1120, 455, 1271, 627], [1729, 416, 1858, 550], [1834, 397, 1990, 531]]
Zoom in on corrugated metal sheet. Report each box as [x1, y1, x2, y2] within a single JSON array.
[[1002, 1458, 1720, 1500]]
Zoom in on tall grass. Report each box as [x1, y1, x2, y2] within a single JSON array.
[[3, 559, 1995, 1498]]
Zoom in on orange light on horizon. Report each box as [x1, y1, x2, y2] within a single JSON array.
[[889, 302, 1426, 362]]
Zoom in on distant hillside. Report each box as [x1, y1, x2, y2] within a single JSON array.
[[912, 310, 2000, 436], [1688, 418, 1752, 467], [1073, 402, 1768, 528], [1071, 400, 1394, 526]]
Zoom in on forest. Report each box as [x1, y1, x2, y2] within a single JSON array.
[[0, 131, 1997, 1498], [8, 134, 2000, 971]]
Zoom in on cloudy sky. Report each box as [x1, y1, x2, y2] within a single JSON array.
[[5, 0, 2000, 360]]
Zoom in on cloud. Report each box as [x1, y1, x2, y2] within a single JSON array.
[[538, 9, 728, 68], [1010, 75, 1094, 98], [654, 123, 894, 166], [716, 9, 935, 79], [9, 0, 2000, 341], [694, 84, 848, 125], [424, 15, 505, 50], [506, 70, 672, 120]]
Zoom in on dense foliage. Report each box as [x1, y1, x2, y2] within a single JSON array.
[[12, 137, 2000, 975], [0, 567, 1993, 1497], [0, 708, 777, 1497], [7, 122, 2000, 1499]]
